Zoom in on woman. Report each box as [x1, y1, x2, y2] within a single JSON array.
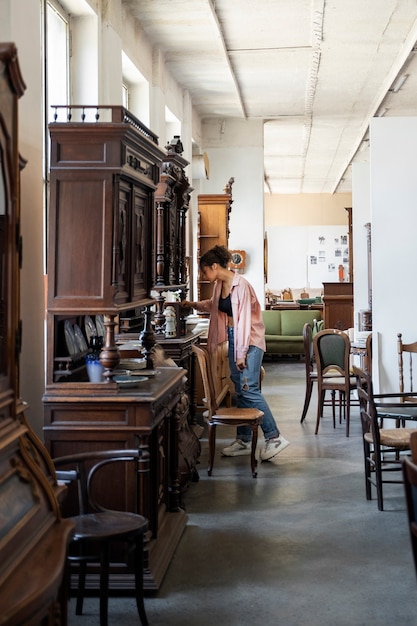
[[182, 245, 289, 461]]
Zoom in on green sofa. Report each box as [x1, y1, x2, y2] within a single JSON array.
[[262, 309, 323, 357]]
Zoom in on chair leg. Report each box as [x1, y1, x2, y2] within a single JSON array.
[[250, 425, 258, 478], [374, 452, 384, 511], [339, 391, 343, 425], [345, 393, 351, 437], [207, 423, 216, 476], [134, 535, 149, 626], [332, 391, 337, 428], [300, 378, 314, 423], [363, 440, 372, 501], [99, 543, 110, 626], [75, 552, 87, 616], [315, 388, 325, 434]]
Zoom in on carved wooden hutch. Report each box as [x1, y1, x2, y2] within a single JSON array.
[[0, 43, 74, 624], [43, 107, 198, 590]]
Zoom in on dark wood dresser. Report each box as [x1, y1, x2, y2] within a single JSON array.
[[43, 367, 189, 591]]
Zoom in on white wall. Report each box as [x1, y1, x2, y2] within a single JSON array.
[[370, 117, 417, 392], [264, 192, 352, 298], [352, 162, 371, 333], [200, 118, 265, 304], [266, 224, 350, 292]]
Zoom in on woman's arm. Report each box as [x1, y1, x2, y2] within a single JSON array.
[[181, 299, 213, 313]]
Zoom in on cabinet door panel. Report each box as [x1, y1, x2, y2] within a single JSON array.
[[48, 172, 114, 309], [113, 180, 130, 304], [131, 186, 150, 301]]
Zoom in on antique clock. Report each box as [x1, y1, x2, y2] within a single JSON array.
[[229, 250, 246, 271]]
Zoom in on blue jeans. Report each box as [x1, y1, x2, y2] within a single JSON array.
[[227, 327, 279, 442]]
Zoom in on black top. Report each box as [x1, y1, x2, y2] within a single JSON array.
[[218, 294, 233, 316]]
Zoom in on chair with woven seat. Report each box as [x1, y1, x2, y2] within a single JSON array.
[[354, 366, 417, 511], [53, 449, 149, 626], [313, 329, 356, 436], [192, 344, 264, 478]]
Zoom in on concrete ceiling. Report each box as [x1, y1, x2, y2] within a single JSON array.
[[122, 0, 417, 194]]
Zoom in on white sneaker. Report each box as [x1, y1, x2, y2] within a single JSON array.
[[221, 439, 252, 457], [260, 436, 290, 461]]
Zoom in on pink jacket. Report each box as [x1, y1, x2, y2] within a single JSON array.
[[194, 272, 266, 361]]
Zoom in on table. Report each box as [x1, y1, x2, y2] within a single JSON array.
[[350, 341, 369, 372], [374, 394, 417, 422]]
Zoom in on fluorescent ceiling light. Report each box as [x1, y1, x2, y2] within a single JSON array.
[[390, 74, 409, 93]]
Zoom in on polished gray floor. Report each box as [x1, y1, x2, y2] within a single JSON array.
[[68, 360, 417, 626]]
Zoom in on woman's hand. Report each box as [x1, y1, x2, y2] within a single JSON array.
[[236, 358, 246, 371], [181, 300, 196, 309]]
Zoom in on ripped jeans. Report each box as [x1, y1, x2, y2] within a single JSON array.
[[227, 327, 279, 442]]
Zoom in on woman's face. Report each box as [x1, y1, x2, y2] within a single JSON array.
[[201, 263, 218, 283]]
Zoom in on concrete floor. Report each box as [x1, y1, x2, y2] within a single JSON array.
[[68, 360, 417, 626]]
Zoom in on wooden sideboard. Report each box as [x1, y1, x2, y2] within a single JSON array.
[[43, 367, 189, 591], [322, 282, 354, 330]]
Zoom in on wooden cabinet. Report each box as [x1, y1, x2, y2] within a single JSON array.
[[197, 178, 234, 301], [322, 282, 354, 330], [0, 43, 74, 625], [43, 367, 188, 591], [46, 106, 165, 375]]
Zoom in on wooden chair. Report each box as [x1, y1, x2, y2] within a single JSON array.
[[53, 449, 149, 626], [354, 366, 417, 511], [402, 432, 417, 578], [192, 344, 264, 478], [300, 322, 337, 423], [300, 322, 316, 423], [365, 331, 373, 373], [313, 329, 356, 436], [398, 332, 417, 403]]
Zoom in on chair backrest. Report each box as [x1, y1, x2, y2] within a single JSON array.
[[354, 365, 372, 435], [411, 430, 417, 463], [303, 323, 314, 377], [192, 344, 216, 416], [313, 329, 351, 378], [53, 449, 142, 516], [365, 332, 373, 373], [397, 333, 417, 401], [353, 365, 382, 445]]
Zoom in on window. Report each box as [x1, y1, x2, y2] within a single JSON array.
[[46, 1, 70, 123]]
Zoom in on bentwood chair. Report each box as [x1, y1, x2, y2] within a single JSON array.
[[354, 366, 417, 511], [300, 322, 337, 423], [54, 450, 149, 626], [313, 329, 356, 436], [192, 344, 264, 478], [300, 322, 316, 423], [403, 433, 417, 578]]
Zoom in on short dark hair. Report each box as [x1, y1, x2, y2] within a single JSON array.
[[199, 245, 231, 270]]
